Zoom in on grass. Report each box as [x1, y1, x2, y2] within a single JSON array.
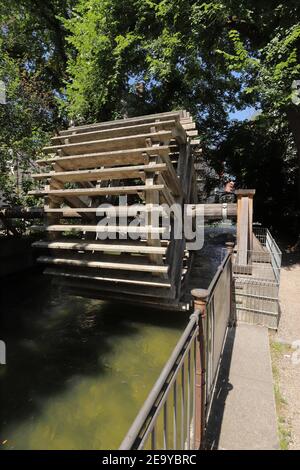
[[270, 340, 292, 450]]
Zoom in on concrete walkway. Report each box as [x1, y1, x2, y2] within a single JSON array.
[[206, 323, 279, 450], [275, 254, 300, 449]]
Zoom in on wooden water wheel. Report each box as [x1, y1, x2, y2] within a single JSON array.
[[30, 110, 200, 310]]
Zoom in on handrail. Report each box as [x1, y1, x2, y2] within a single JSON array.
[[120, 251, 233, 450], [119, 311, 200, 450], [206, 251, 231, 297]]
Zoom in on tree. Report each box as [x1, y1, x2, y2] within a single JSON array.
[[61, 0, 240, 143], [0, 0, 75, 206], [209, 114, 299, 234], [209, 1, 300, 203]]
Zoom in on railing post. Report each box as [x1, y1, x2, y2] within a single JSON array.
[[191, 288, 209, 449], [235, 189, 255, 266], [225, 241, 235, 255]]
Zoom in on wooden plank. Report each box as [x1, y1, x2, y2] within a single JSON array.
[[52, 120, 177, 143], [44, 268, 172, 288], [38, 256, 169, 273], [58, 112, 183, 136], [237, 196, 249, 265], [32, 240, 167, 255], [29, 184, 165, 198], [36, 146, 170, 169], [31, 224, 168, 234], [158, 152, 182, 196], [43, 131, 173, 155], [54, 278, 173, 299], [32, 163, 167, 183], [186, 130, 198, 137], [143, 152, 163, 265], [191, 203, 237, 219], [43, 205, 169, 217], [182, 123, 196, 130]]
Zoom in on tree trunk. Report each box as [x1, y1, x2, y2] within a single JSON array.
[[286, 105, 300, 206]]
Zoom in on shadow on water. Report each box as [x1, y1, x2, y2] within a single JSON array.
[[0, 272, 188, 450]]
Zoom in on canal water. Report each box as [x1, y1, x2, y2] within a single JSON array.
[[0, 223, 235, 450]]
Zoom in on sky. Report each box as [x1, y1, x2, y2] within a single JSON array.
[[229, 106, 258, 121]]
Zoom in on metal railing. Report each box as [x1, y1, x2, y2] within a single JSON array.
[[231, 227, 282, 329], [120, 252, 232, 450], [204, 252, 232, 410], [232, 250, 280, 283], [253, 226, 282, 283]]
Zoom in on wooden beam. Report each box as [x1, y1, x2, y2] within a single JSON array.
[[58, 112, 184, 136], [36, 146, 170, 169], [32, 163, 167, 183], [32, 240, 167, 255], [51, 120, 177, 144], [44, 268, 172, 288], [43, 131, 173, 155], [38, 256, 169, 273], [29, 184, 165, 198], [31, 224, 168, 235], [235, 189, 256, 266]]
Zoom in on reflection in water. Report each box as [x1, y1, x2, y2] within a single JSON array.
[[0, 275, 188, 450]]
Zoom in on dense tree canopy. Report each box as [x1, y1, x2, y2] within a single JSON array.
[[0, 0, 74, 205], [0, 0, 300, 236]]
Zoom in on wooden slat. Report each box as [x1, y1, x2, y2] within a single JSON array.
[[36, 146, 170, 169], [44, 268, 172, 288], [182, 123, 196, 130], [43, 205, 169, 217], [32, 240, 167, 255], [59, 112, 183, 136], [31, 224, 168, 234], [32, 163, 167, 183], [29, 184, 165, 198], [52, 120, 177, 143], [38, 256, 168, 273], [186, 130, 198, 137], [43, 131, 174, 155], [55, 278, 173, 300]]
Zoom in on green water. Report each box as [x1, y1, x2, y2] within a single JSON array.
[[0, 275, 188, 450]]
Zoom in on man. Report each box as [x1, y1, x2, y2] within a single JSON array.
[[220, 178, 236, 202], [207, 177, 236, 203]]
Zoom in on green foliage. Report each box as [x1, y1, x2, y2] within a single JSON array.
[[216, 23, 300, 110], [61, 0, 238, 136], [0, 0, 300, 234], [0, 0, 74, 207], [209, 114, 299, 232]]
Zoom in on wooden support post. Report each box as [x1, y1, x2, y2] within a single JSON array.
[[191, 288, 209, 449], [144, 139, 163, 265], [235, 189, 255, 268]]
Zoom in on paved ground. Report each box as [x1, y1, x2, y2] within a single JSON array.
[[206, 323, 279, 450], [272, 251, 300, 450]]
